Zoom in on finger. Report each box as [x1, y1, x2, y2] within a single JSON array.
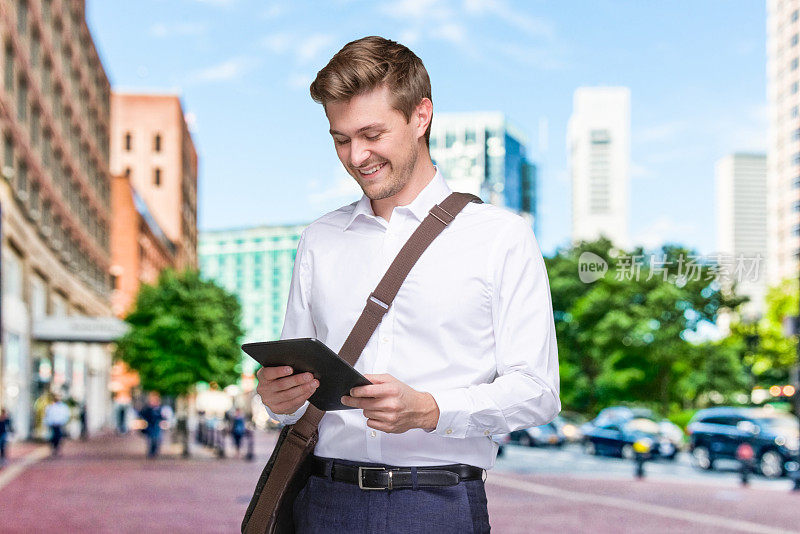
[[366, 418, 394, 433], [362, 373, 394, 384], [272, 380, 319, 404], [341, 396, 385, 410], [258, 366, 294, 381], [272, 372, 316, 393], [349, 383, 393, 398]]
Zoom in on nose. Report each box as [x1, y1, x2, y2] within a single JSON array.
[[349, 138, 371, 168]]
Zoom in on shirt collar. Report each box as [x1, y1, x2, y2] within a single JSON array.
[[343, 166, 452, 232]]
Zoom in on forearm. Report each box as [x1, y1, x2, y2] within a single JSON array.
[[428, 371, 561, 438]]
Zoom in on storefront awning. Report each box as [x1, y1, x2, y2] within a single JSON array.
[[31, 316, 130, 343]]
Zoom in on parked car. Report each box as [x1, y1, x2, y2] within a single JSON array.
[[687, 406, 800, 479], [582, 417, 677, 459], [509, 421, 565, 447], [581, 406, 683, 458], [491, 433, 511, 457], [554, 412, 587, 442]]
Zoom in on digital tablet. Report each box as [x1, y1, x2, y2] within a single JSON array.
[[242, 338, 372, 411]]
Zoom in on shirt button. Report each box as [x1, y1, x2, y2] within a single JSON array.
[[370, 430, 376, 438], [446, 428, 453, 435], [484, 430, 490, 436]]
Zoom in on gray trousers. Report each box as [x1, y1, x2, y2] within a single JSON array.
[[293, 456, 491, 533]]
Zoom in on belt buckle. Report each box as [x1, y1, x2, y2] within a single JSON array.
[[358, 466, 387, 490]]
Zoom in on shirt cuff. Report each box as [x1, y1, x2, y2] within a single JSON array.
[[427, 388, 471, 438], [264, 401, 309, 426]]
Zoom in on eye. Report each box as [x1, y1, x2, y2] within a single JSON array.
[[365, 134, 381, 141], [334, 138, 350, 146]]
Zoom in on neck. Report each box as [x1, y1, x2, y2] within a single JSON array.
[[371, 155, 436, 222]]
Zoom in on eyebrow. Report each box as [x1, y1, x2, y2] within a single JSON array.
[[329, 123, 386, 136]]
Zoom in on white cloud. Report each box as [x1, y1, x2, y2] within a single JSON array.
[[308, 169, 362, 205], [188, 57, 255, 83], [463, 0, 554, 40], [261, 32, 293, 54], [149, 22, 207, 38], [296, 34, 336, 64], [260, 3, 284, 19], [631, 215, 697, 250], [287, 73, 312, 90], [635, 120, 689, 144]]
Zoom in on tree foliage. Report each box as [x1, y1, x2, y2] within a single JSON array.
[[115, 269, 244, 396], [546, 238, 747, 416]]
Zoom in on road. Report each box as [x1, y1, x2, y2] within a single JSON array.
[[0, 433, 798, 533]]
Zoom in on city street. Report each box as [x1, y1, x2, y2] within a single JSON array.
[[1, 433, 800, 533]]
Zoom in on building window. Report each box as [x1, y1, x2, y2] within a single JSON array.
[[794, 106, 800, 118], [465, 129, 476, 144], [793, 9, 799, 22], [793, 34, 799, 47], [795, 176, 800, 189], [124, 167, 131, 178], [124, 132, 132, 151], [4, 135, 13, 171], [793, 82, 799, 95], [17, 0, 28, 36], [792, 57, 799, 71], [794, 200, 800, 212], [794, 153, 800, 166], [154, 167, 161, 186], [794, 224, 800, 237], [154, 133, 162, 152], [17, 77, 27, 122], [4, 44, 12, 93]]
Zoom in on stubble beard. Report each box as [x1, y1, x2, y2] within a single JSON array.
[[356, 143, 419, 201]]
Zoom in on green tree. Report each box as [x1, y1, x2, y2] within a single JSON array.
[[546, 239, 746, 416], [116, 269, 244, 396], [729, 278, 798, 387]]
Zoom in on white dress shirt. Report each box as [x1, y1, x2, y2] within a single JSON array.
[[264, 167, 560, 470]]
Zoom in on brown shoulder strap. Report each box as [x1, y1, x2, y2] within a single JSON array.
[[288, 191, 482, 440]]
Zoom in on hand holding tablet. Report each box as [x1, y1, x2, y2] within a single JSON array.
[[244, 338, 372, 411]]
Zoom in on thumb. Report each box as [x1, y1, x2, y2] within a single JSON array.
[[363, 373, 393, 383]]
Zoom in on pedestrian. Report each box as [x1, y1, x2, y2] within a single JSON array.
[[139, 392, 165, 459], [0, 408, 13, 467], [79, 403, 88, 441], [116, 403, 128, 434], [256, 36, 560, 532], [44, 393, 71, 457], [229, 408, 247, 459]]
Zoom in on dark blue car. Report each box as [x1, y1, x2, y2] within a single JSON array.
[[687, 407, 799, 479]]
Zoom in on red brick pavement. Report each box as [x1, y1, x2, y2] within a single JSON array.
[[1, 431, 799, 533]]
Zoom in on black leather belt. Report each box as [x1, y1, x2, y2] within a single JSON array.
[[311, 456, 485, 490]]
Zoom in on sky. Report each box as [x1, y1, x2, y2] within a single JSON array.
[[86, 0, 768, 257]]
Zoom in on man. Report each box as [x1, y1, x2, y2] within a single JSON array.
[[0, 407, 13, 467], [256, 36, 560, 532], [44, 394, 70, 457], [139, 392, 166, 459]]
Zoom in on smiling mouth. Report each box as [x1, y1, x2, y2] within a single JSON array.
[[357, 162, 387, 177]]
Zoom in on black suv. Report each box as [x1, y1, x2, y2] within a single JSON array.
[[687, 407, 800, 479]]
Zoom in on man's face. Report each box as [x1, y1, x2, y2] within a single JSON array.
[[326, 85, 424, 202]]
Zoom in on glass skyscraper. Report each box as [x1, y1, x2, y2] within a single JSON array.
[[199, 224, 306, 374], [429, 112, 538, 234]]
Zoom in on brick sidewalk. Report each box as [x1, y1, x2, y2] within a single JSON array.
[[1, 431, 800, 533]]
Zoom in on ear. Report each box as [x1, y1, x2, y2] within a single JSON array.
[[414, 97, 433, 142]]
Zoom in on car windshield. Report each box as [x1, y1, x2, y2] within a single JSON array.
[[753, 416, 799, 436], [625, 418, 660, 434]]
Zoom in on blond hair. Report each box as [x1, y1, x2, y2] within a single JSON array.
[[310, 36, 432, 147]]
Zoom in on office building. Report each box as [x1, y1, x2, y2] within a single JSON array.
[[1, 0, 115, 437], [766, 0, 800, 284], [567, 87, 630, 247], [110, 92, 198, 270], [429, 112, 538, 232], [715, 153, 768, 317], [199, 224, 306, 376]]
